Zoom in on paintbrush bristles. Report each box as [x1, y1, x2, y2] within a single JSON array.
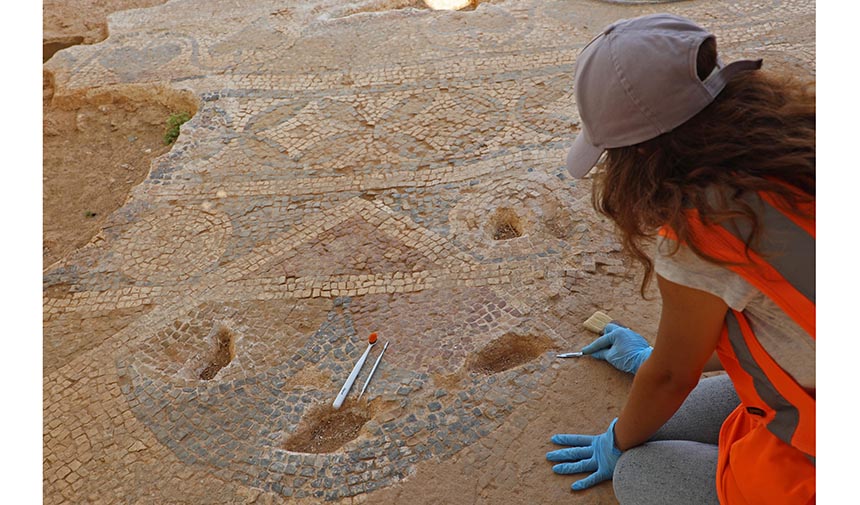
[[583, 311, 613, 334]]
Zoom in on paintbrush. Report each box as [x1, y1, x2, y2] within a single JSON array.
[[333, 332, 377, 409], [557, 311, 616, 359], [582, 310, 614, 334]]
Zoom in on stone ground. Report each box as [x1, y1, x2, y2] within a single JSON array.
[[42, 0, 814, 503], [42, 0, 196, 269]]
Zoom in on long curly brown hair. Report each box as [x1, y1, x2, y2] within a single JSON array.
[[592, 39, 815, 296]]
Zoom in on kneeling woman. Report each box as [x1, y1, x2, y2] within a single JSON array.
[[546, 13, 815, 505]]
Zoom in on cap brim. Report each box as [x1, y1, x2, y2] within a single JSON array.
[[566, 132, 604, 178]]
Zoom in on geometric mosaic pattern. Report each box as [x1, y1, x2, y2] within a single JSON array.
[[43, 0, 814, 502]]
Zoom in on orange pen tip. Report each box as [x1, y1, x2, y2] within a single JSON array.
[[368, 332, 378, 344]]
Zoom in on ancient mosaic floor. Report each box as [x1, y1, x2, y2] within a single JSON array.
[[43, 0, 814, 503]]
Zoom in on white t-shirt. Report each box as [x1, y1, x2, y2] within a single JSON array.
[[654, 235, 815, 389]]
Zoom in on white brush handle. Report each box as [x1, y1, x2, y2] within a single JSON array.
[[333, 343, 374, 409]]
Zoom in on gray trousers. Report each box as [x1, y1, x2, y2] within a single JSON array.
[[613, 374, 740, 505]]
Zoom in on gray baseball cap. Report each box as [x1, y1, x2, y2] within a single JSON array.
[[566, 13, 762, 178]]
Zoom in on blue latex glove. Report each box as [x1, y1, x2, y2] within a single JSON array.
[[581, 323, 653, 374], [546, 418, 623, 491]]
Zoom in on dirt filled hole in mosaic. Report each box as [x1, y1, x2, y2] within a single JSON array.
[[281, 404, 372, 453], [467, 332, 554, 374], [488, 207, 524, 240], [198, 325, 236, 380]]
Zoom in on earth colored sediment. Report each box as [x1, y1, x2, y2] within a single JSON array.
[[42, 0, 814, 503], [43, 0, 169, 61]]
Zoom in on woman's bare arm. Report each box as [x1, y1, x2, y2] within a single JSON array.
[[613, 274, 728, 451]]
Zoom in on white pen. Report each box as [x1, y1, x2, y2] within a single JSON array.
[[358, 341, 389, 399]]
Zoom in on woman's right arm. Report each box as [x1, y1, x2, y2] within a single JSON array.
[[613, 274, 728, 451]]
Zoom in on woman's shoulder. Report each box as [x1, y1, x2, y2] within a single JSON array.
[[654, 236, 758, 312]]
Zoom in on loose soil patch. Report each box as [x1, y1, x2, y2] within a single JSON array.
[[282, 405, 371, 453], [467, 332, 555, 374]]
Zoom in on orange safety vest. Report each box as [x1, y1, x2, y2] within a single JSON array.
[[659, 188, 815, 505]]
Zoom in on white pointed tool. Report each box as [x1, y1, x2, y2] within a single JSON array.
[[556, 352, 583, 358], [333, 333, 377, 409], [358, 341, 389, 399]]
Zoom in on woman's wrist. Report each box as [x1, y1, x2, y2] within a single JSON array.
[[610, 421, 624, 454], [613, 418, 635, 452]]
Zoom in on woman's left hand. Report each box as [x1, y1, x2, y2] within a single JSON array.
[[546, 418, 622, 490]]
